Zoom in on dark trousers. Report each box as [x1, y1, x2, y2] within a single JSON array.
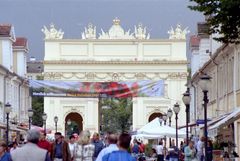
[[157, 154, 164, 161]]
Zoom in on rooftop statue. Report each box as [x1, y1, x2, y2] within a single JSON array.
[[99, 18, 135, 39], [41, 23, 64, 40], [98, 29, 110, 39], [134, 23, 150, 39], [168, 24, 189, 40], [82, 23, 96, 39]]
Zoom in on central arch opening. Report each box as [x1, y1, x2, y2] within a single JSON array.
[[65, 112, 83, 137], [148, 112, 163, 122]]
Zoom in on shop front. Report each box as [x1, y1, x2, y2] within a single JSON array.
[[208, 108, 240, 161]]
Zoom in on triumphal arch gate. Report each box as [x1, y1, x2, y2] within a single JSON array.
[[40, 19, 188, 135]]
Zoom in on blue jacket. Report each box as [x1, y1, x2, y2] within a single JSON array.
[[0, 152, 11, 161], [93, 140, 104, 158]]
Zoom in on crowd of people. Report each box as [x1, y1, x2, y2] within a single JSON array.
[[0, 129, 215, 161], [149, 136, 213, 161], [0, 129, 137, 161]]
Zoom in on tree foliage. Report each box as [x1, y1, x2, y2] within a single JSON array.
[[31, 75, 44, 126], [31, 96, 44, 126], [101, 98, 132, 133], [189, 0, 240, 44]]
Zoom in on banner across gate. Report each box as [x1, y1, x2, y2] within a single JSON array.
[[30, 80, 165, 98]]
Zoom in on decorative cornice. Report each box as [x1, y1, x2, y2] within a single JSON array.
[[44, 60, 188, 65], [44, 38, 186, 43], [43, 71, 188, 81]]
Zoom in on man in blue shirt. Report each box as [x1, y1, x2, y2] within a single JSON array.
[[92, 132, 104, 160], [102, 133, 136, 161], [96, 133, 118, 161]]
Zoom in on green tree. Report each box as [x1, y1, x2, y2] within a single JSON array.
[[189, 0, 240, 44], [31, 74, 44, 126], [31, 96, 44, 126], [101, 98, 132, 133]]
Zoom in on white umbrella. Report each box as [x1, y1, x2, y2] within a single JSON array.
[[137, 118, 186, 138]]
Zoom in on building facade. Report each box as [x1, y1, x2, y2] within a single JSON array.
[[189, 22, 222, 129], [190, 42, 240, 156], [42, 19, 188, 135], [27, 58, 43, 80], [0, 24, 31, 141]]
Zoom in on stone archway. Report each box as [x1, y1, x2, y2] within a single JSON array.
[[65, 112, 83, 137], [148, 112, 163, 122]]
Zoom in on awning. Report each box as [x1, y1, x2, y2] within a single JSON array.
[[199, 113, 229, 129], [178, 122, 197, 129], [0, 122, 27, 133], [209, 107, 240, 131], [195, 108, 240, 137]]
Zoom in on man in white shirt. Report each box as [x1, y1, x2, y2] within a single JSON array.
[[96, 133, 118, 161], [68, 135, 76, 161], [156, 140, 164, 161], [197, 136, 204, 161]]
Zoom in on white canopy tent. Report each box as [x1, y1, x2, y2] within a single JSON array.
[[132, 133, 163, 140], [137, 117, 186, 139]]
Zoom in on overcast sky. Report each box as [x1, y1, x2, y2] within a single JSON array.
[[0, 0, 204, 60]]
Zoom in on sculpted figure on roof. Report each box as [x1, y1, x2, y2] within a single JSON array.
[[82, 23, 96, 39], [168, 24, 189, 40], [42, 23, 64, 40], [134, 23, 150, 39]]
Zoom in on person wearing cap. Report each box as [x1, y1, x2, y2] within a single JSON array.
[[0, 141, 11, 161], [10, 129, 51, 161], [51, 132, 71, 161]]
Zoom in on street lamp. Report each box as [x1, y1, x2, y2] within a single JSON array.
[[162, 113, 167, 125], [199, 73, 211, 161], [42, 113, 47, 133], [182, 89, 191, 145], [5, 102, 12, 147], [162, 113, 168, 146], [54, 116, 58, 132], [28, 109, 34, 130], [167, 108, 173, 146], [167, 108, 173, 126], [173, 102, 180, 148]]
